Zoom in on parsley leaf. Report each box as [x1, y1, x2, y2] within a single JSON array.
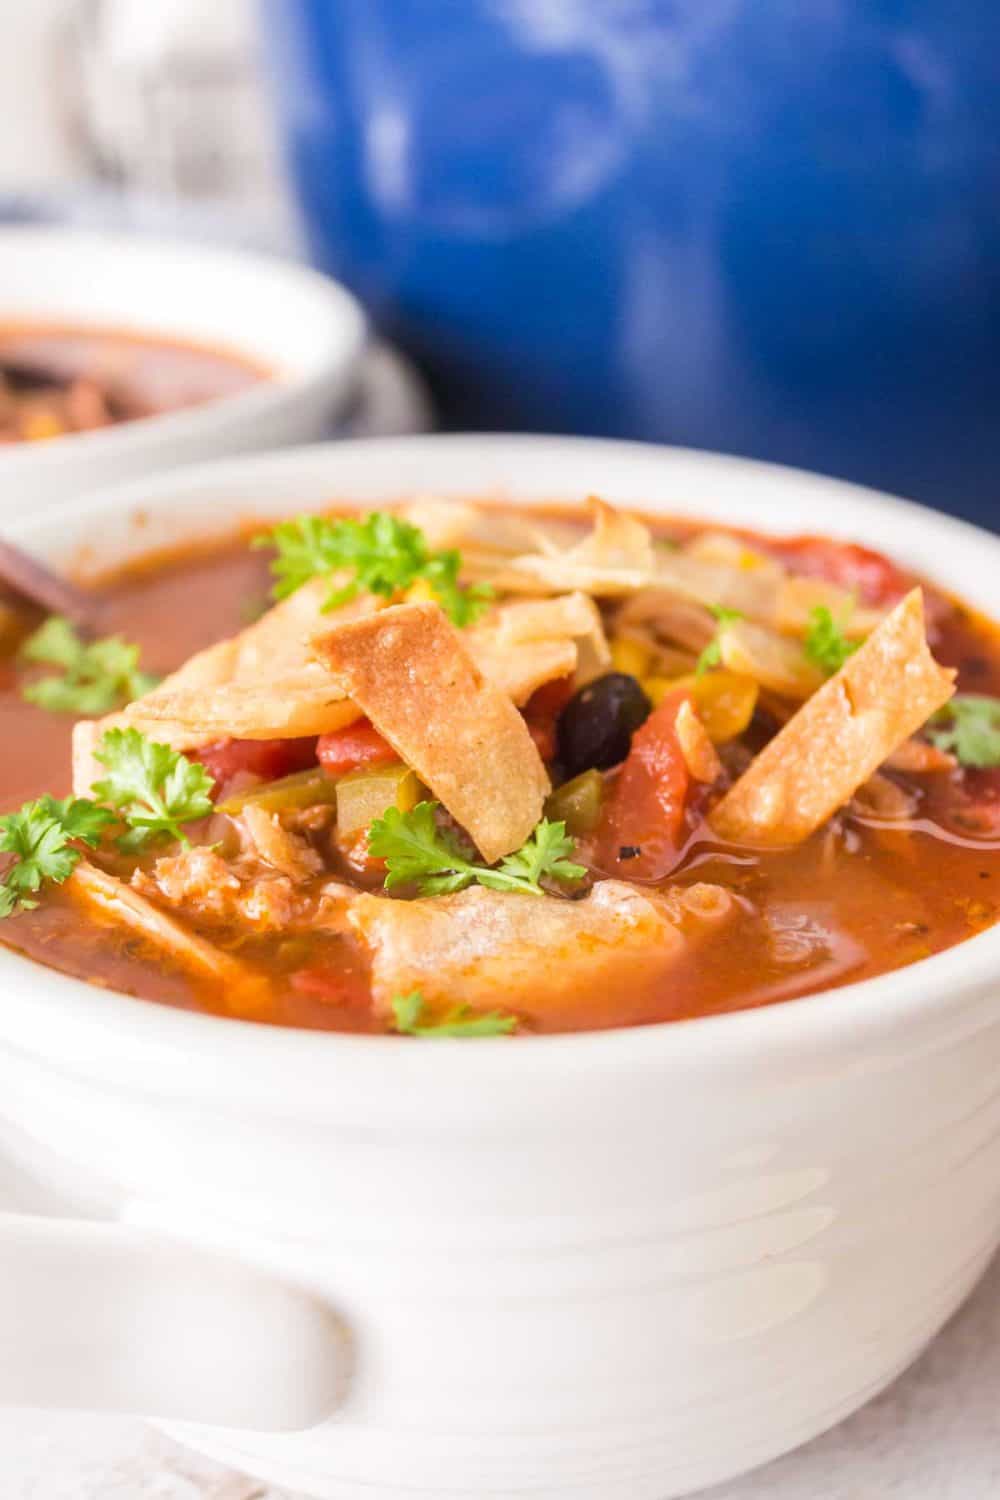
[[803, 605, 861, 675], [253, 511, 492, 626], [91, 727, 215, 851], [482, 819, 587, 893], [252, 513, 354, 601], [927, 695, 1000, 768], [695, 606, 744, 679], [390, 989, 517, 1038], [367, 801, 477, 895], [21, 617, 158, 716], [368, 802, 586, 897], [0, 795, 113, 917], [418, 549, 494, 627]]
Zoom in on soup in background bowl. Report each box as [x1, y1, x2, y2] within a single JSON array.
[[0, 227, 366, 509], [0, 322, 267, 443], [0, 437, 998, 1500]]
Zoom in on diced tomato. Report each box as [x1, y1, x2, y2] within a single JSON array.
[[290, 967, 371, 1008], [197, 736, 318, 795], [776, 537, 912, 607], [527, 719, 558, 761], [523, 676, 574, 764], [591, 689, 693, 880], [525, 676, 576, 720], [317, 720, 399, 776]]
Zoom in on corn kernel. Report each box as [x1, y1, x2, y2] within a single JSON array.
[[610, 636, 650, 678], [22, 410, 64, 442], [691, 670, 757, 742], [404, 578, 436, 604], [641, 675, 676, 707]]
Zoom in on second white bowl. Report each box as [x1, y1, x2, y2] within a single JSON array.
[[0, 227, 367, 510]]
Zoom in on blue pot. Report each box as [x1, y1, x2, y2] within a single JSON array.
[[261, 1, 1000, 525]]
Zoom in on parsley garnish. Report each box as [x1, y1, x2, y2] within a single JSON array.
[[91, 727, 215, 851], [391, 989, 517, 1038], [695, 606, 744, 679], [803, 605, 861, 675], [368, 802, 586, 897], [0, 795, 113, 917], [21, 617, 158, 716], [927, 695, 1000, 768], [253, 511, 492, 626]]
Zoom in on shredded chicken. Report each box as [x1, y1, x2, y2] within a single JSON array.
[[239, 804, 324, 880], [131, 845, 351, 937], [68, 859, 270, 1004]]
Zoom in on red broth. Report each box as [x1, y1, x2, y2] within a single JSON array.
[[1, 509, 998, 1034]]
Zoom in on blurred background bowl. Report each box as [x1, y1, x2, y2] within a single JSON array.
[[0, 225, 367, 510]]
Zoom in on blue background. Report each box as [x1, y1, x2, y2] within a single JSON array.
[[262, 1, 1000, 528]]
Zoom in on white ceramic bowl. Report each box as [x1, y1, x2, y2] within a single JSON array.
[[1, 436, 1000, 1500], [0, 228, 366, 509]]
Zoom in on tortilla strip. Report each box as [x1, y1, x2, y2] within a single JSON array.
[[66, 860, 270, 1007], [71, 720, 106, 801], [400, 497, 481, 551], [615, 590, 715, 655], [71, 578, 380, 786], [654, 550, 779, 620], [773, 575, 883, 639], [506, 506, 783, 618], [683, 531, 786, 583], [312, 601, 549, 862], [507, 496, 656, 596], [352, 879, 722, 1021], [466, 635, 578, 705], [125, 679, 360, 742], [710, 590, 955, 846], [401, 497, 576, 559], [71, 592, 595, 792], [466, 592, 609, 695], [719, 618, 825, 700]]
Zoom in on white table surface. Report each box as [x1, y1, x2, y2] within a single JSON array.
[[2, 1249, 998, 1500]]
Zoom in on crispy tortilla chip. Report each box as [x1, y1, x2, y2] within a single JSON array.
[[683, 531, 786, 583], [710, 590, 956, 846], [465, 634, 577, 706], [312, 601, 549, 862], [72, 720, 104, 799], [615, 589, 715, 655], [351, 879, 699, 1021], [400, 497, 482, 551], [654, 550, 779, 620], [401, 497, 574, 559], [74, 578, 379, 775], [465, 592, 609, 696], [884, 737, 955, 773], [125, 678, 360, 742], [67, 860, 270, 1006], [719, 618, 825, 700], [774, 575, 883, 639], [150, 637, 241, 694], [507, 496, 656, 596]]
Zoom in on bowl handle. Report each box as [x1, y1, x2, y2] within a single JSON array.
[[0, 1210, 348, 1429]]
